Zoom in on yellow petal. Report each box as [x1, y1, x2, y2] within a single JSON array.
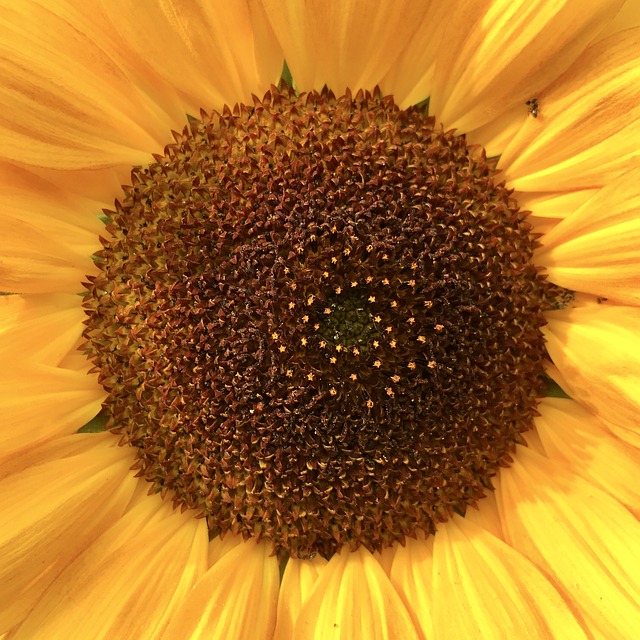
[[430, 0, 623, 133], [0, 434, 136, 633], [0, 363, 104, 462], [0, 162, 104, 234], [601, 0, 640, 35], [517, 189, 597, 220], [0, 429, 119, 480], [432, 515, 588, 639], [0, 219, 96, 294], [497, 446, 640, 639], [162, 540, 280, 640], [535, 397, 640, 515], [12, 497, 207, 640], [536, 167, 640, 305], [465, 104, 527, 159], [373, 544, 399, 578], [26, 163, 129, 208], [0, 294, 84, 366], [207, 531, 244, 566], [544, 302, 640, 436], [378, 2, 450, 108], [545, 361, 640, 449], [260, 0, 429, 94], [100, 0, 282, 117], [501, 28, 640, 191], [0, 3, 175, 169], [275, 555, 328, 640], [388, 536, 434, 640], [461, 489, 504, 540], [293, 546, 419, 640]]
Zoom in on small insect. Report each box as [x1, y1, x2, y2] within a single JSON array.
[[526, 98, 539, 118]]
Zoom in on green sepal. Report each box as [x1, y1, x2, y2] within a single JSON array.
[[542, 376, 571, 399], [78, 412, 108, 433]]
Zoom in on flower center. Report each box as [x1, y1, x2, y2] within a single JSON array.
[[84, 86, 550, 559]]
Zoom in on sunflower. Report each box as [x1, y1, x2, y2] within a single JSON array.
[[1, 1, 639, 638]]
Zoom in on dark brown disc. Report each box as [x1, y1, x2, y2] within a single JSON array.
[[84, 86, 550, 559]]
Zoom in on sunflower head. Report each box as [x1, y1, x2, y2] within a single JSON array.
[[84, 85, 550, 559]]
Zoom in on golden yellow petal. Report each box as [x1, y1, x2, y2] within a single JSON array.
[[465, 105, 525, 159], [0, 363, 104, 463], [497, 446, 640, 639], [378, 1, 450, 108], [544, 302, 640, 436], [0, 218, 96, 294], [535, 397, 640, 515], [517, 189, 597, 220], [0, 294, 84, 365], [388, 536, 433, 640], [0, 434, 136, 633], [0, 3, 176, 169], [536, 167, 640, 305], [545, 361, 640, 449], [260, 0, 429, 94], [163, 540, 279, 640], [600, 0, 640, 36], [207, 531, 244, 566], [461, 489, 505, 540], [293, 546, 419, 640], [373, 544, 399, 578], [274, 554, 328, 640], [27, 163, 130, 207], [432, 516, 588, 639], [430, 0, 623, 133], [98, 0, 282, 117], [0, 162, 104, 234], [11, 497, 207, 640], [0, 430, 119, 480], [501, 28, 640, 192]]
